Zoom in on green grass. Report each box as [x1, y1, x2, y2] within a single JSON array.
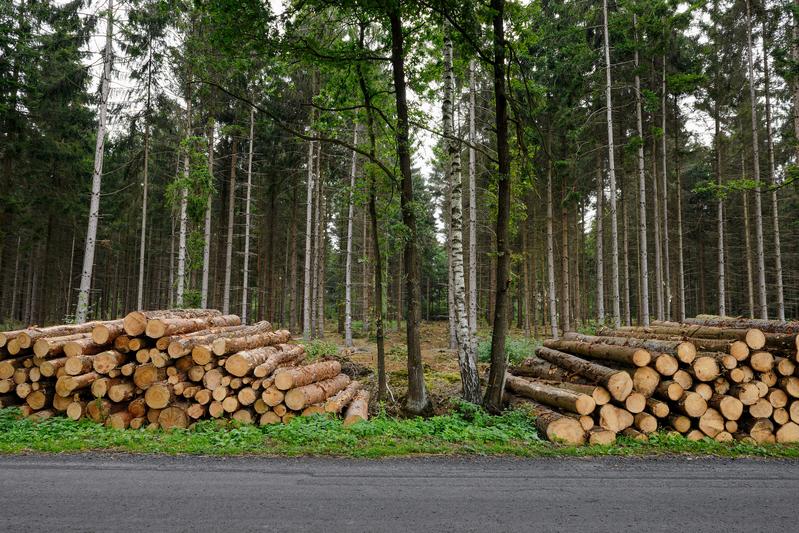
[[301, 339, 340, 361], [1, 406, 798, 458], [477, 336, 541, 365]]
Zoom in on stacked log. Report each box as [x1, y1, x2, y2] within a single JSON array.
[[509, 315, 799, 445], [0, 310, 368, 429]]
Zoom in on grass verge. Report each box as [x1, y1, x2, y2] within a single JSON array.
[[1, 406, 798, 458]]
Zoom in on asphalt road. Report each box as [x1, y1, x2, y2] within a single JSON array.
[[0, 454, 796, 532]]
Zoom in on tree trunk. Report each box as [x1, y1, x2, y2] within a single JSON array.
[[137, 54, 152, 311], [76, 2, 113, 322], [344, 125, 358, 348], [302, 108, 316, 339], [673, 97, 686, 321], [535, 346, 633, 401], [444, 26, 480, 402], [633, 14, 650, 326], [484, 0, 512, 413], [596, 159, 604, 322], [223, 134, 238, 315], [743, 182, 755, 318], [388, 8, 430, 415], [745, 0, 767, 319], [660, 58, 671, 321], [201, 124, 213, 309], [546, 153, 558, 339], [762, 22, 784, 321], [468, 59, 478, 352], [602, 0, 621, 328]]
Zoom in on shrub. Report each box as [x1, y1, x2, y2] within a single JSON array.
[[477, 336, 540, 365]]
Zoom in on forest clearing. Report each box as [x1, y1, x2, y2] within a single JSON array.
[[3, 0, 799, 458]]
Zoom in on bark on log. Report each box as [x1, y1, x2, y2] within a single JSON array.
[[165, 324, 254, 357], [284, 373, 351, 411], [275, 360, 342, 391], [226, 344, 299, 378], [343, 389, 370, 426], [123, 309, 222, 336], [324, 381, 362, 413], [507, 396, 586, 445], [212, 329, 291, 356], [92, 350, 126, 374], [543, 338, 651, 367], [56, 372, 99, 396], [566, 332, 696, 363], [535, 347, 633, 401], [145, 314, 242, 339], [505, 374, 595, 415], [32, 333, 92, 358]]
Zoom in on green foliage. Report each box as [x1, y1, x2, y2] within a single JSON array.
[[477, 336, 540, 365], [302, 339, 339, 361], [1, 407, 798, 458]]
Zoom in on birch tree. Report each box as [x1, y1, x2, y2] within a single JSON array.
[[443, 25, 480, 403], [467, 59, 478, 352], [75, 0, 113, 323]]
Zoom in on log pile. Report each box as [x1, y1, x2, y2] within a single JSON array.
[[507, 315, 799, 446], [0, 310, 369, 429]]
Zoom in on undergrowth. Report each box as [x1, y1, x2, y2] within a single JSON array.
[[302, 339, 340, 361], [0, 406, 797, 458], [477, 336, 540, 365]]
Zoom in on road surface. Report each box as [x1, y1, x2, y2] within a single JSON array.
[[0, 454, 796, 532]]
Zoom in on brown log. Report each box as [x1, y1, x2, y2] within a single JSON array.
[[86, 399, 113, 422], [202, 368, 224, 391], [646, 398, 670, 418], [588, 428, 617, 445], [26, 388, 52, 410], [260, 411, 281, 425], [145, 314, 242, 339], [208, 401, 224, 418], [92, 350, 126, 374], [729, 366, 754, 384], [0, 356, 31, 379], [535, 347, 632, 401], [232, 409, 255, 424], [64, 355, 95, 376], [0, 328, 26, 349], [262, 386, 285, 407], [630, 367, 660, 398], [63, 337, 106, 358], [697, 408, 724, 438], [624, 392, 646, 414], [165, 324, 254, 357], [237, 387, 258, 406], [749, 398, 773, 419], [133, 364, 167, 390], [16, 382, 31, 398], [598, 404, 634, 432], [106, 410, 134, 430], [655, 380, 684, 402], [543, 338, 651, 367], [252, 345, 306, 378], [253, 399, 269, 414], [767, 388, 788, 408], [750, 351, 774, 372], [123, 309, 222, 336], [507, 396, 586, 445], [66, 401, 86, 420], [652, 353, 678, 376], [227, 344, 299, 378], [284, 373, 351, 411], [773, 407, 789, 425], [685, 429, 706, 441], [222, 396, 239, 413], [739, 418, 775, 444], [275, 360, 343, 391], [144, 381, 178, 409], [776, 422, 799, 443], [634, 412, 658, 433], [212, 329, 291, 356], [708, 394, 743, 421], [672, 370, 693, 390], [56, 372, 99, 396], [668, 415, 691, 433], [38, 357, 67, 377], [32, 333, 91, 358], [505, 374, 595, 415], [685, 315, 799, 335], [729, 341, 750, 361], [272, 403, 288, 417], [779, 377, 799, 398], [621, 428, 649, 441], [510, 358, 575, 382], [690, 356, 720, 382], [302, 404, 326, 416], [730, 382, 760, 406], [775, 356, 796, 376], [675, 391, 707, 418], [566, 331, 696, 363], [713, 377, 730, 395], [51, 393, 74, 411], [158, 404, 189, 430], [693, 383, 713, 401], [324, 381, 362, 413], [108, 381, 136, 403], [17, 322, 105, 349]]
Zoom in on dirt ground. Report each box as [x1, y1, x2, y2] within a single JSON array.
[[321, 321, 526, 415]]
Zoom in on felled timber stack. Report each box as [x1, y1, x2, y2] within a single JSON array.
[[507, 315, 799, 446], [0, 309, 368, 429]]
